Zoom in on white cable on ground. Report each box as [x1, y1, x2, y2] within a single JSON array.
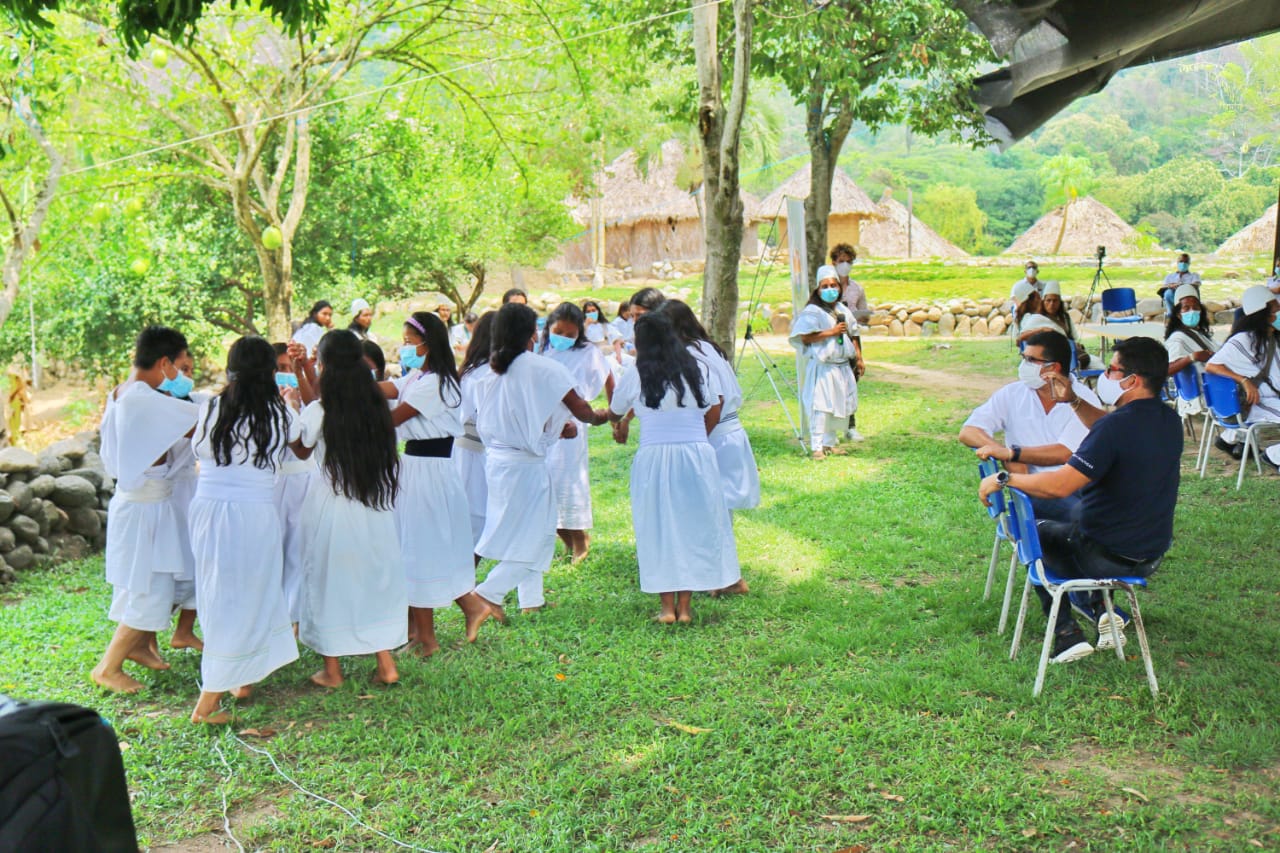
[[211, 737, 247, 853], [231, 733, 448, 853]]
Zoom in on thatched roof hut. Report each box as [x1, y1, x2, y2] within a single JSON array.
[[555, 140, 760, 271], [860, 190, 968, 258], [757, 164, 881, 255], [1218, 203, 1277, 255], [1004, 195, 1152, 256]]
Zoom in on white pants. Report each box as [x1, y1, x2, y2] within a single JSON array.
[[109, 578, 194, 632], [476, 554, 551, 609], [810, 412, 837, 451]]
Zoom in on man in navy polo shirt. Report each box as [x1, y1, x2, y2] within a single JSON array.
[[980, 338, 1182, 663]]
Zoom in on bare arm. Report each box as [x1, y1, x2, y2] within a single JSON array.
[[800, 322, 847, 345], [288, 438, 314, 461], [563, 389, 609, 426], [704, 398, 724, 435], [979, 464, 1091, 506], [389, 401, 418, 428], [1205, 360, 1259, 405]]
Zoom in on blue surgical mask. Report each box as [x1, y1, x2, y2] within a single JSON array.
[[536, 317, 547, 331], [159, 369, 194, 399], [1273, 316, 1280, 332], [548, 333, 576, 352], [371, 369, 379, 380], [1177, 261, 1190, 273], [585, 311, 598, 321], [275, 371, 298, 389], [399, 345, 426, 371], [819, 287, 840, 304], [1274, 266, 1279, 278], [1180, 310, 1201, 328]]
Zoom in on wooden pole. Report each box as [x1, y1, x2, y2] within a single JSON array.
[[1272, 182, 1280, 269]]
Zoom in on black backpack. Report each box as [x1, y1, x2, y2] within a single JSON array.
[[0, 695, 139, 852]]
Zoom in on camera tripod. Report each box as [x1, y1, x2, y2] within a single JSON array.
[[737, 323, 806, 451]]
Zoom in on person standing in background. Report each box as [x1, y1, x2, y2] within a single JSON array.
[[832, 243, 866, 442]]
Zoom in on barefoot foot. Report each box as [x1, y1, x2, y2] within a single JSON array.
[[709, 579, 749, 598], [520, 605, 543, 615], [190, 710, 231, 725], [170, 633, 205, 652], [396, 639, 441, 658], [91, 666, 143, 694], [309, 669, 344, 689], [125, 647, 171, 671], [229, 685, 253, 700], [653, 612, 677, 625], [373, 668, 399, 686], [466, 600, 506, 643]]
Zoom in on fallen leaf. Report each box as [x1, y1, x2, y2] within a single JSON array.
[[482, 842, 499, 853], [834, 846, 869, 853], [1021, 828, 1039, 839], [118, 741, 130, 751], [1121, 787, 1149, 802], [1248, 841, 1263, 849], [822, 815, 871, 823], [880, 792, 905, 802], [346, 713, 355, 720], [554, 673, 567, 681], [557, 654, 571, 664], [310, 839, 335, 849], [658, 717, 713, 734], [356, 694, 375, 700], [63, 586, 89, 594], [238, 728, 277, 738]]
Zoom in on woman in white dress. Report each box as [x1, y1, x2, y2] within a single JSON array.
[[291, 331, 407, 687], [382, 312, 489, 655], [541, 302, 614, 565], [1207, 285, 1280, 466], [608, 311, 740, 624], [162, 349, 206, 653], [271, 343, 311, 624], [188, 336, 299, 724], [457, 312, 497, 549], [1164, 283, 1219, 418], [472, 304, 610, 624], [789, 266, 859, 458], [291, 300, 333, 356]]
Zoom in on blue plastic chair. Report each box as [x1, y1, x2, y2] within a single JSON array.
[[1199, 372, 1280, 488], [1172, 365, 1201, 441], [1003, 487, 1159, 698], [1100, 288, 1141, 324], [978, 458, 1018, 634]]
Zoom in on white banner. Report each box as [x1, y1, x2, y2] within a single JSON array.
[[785, 197, 808, 437]]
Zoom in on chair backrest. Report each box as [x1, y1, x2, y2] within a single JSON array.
[[1202, 371, 1242, 421], [1173, 364, 1201, 403], [1101, 287, 1137, 314], [1005, 488, 1044, 568], [978, 458, 1006, 518]]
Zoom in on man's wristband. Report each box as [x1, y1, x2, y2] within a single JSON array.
[[1010, 445, 1022, 463]]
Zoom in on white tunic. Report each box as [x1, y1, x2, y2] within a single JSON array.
[[1165, 328, 1219, 417], [290, 322, 325, 356], [1208, 332, 1280, 423], [100, 382, 198, 612], [544, 344, 610, 530], [789, 303, 858, 419], [188, 399, 299, 692], [610, 366, 740, 593], [456, 364, 496, 545], [296, 402, 408, 656], [392, 370, 475, 607], [475, 353, 575, 563], [963, 380, 1101, 473], [688, 340, 760, 510], [1015, 313, 1067, 338], [274, 447, 313, 622]]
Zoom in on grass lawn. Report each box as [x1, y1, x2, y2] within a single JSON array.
[[3, 339, 1280, 851]]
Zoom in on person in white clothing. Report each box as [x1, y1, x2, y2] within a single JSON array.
[[789, 265, 858, 458], [541, 302, 614, 566], [1206, 285, 1280, 466], [291, 300, 333, 356], [188, 336, 300, 723], [472, 303, 610, 626], [1011, 260, 1043, 297], [608, 311, 740, 624], [1266, 258, 1280, 295], [271, 343, 312, 624], [1163, 283, 1219, 419], [290, 330, 407, 688], [582, 300, 608, 344], [1158, 252, 1201, 317], [456, 312, 497, 550], [451, 312, 477, 355], [1012, 279, 1064, 344], [381, 312, 490, 655], [92, 326, 199, 694], [347, 298, 377, 342], [161, 348, 206, 655], [960, 330, 1104, 523]]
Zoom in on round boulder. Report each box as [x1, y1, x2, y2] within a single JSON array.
[[51, 475, 98, 509], [0, 447, 38, 474], [0, 491, 14, 524], [28, 474, 56, 499], [48, 533, 91, 562], [0, 526, 15, 553], [64, 468, 103, 490], [66, 507, 102, 539], [7, 480, 34, 514], [10, 514, 41, 545], [5, 545, 34, 571], [46, 438, 89, 463]]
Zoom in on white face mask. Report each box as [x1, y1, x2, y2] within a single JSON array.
[[1018, 359, 1047, 389], [835, 261, 852, 277], [1096, 373, 1130, 406]]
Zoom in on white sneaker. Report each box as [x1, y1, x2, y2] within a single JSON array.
[[1096, 611, 1128, 650], [845, 428, 865, 442]]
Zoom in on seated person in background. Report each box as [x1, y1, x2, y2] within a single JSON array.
[[960, 330, 1104, 523], [1266, 257, 1280, 295], [1206, 285, 1280, 468], [1164, 284, 1218, 418], [1012, 281, 1061, 344], [1040, 281, 1089, 368], [1158, 252, 1201, 317], [979, 338, 1181, 663], [451, 311, 477, 354], [581, 300, 608, 343], [1011, 260, 1043, 297]]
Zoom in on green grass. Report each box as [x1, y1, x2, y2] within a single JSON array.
[[3, 342, 1280, 851]]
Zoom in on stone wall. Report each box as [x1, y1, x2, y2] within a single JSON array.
[[0, 433, 110, 585]]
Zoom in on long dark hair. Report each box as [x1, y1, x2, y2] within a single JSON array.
[[405, 311, 461, 406], [361, 339, 386, 380], [1228, 308, 1277, 364], [1015, 291, 1042, 324], [201, 336, 291, 470], [461, 311, 496, 378], [629, 287, 666, 313], [1164, 295, 1214, 350], [1041, 291, 1075, 338], [541, 302, 587, 351], [316, 331, 399, 510], [490, 303, 537, 375], [634, 312, 707, 409], [303, 300, 331, 327], [657, 299, 726, 359]]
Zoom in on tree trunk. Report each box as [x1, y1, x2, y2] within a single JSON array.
[[256, 247, 291, 341], [1052, 198, 1071, 255], [804, 95, 855, 285], [693, 0, 752, 356]]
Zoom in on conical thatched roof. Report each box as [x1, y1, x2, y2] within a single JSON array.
[[568, 139, 757, 227], [1218, 203, 1277, 255], [860, 190, 968, 258], [1004, 195, 1150, 255], [758, 163, 880, 220]]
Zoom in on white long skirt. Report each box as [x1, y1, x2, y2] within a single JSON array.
[[546, 428, 592, 530], [188, 497, 298, 693], [395, 454, 475, 608], [477, 450, 557, 564], [455, 445, 488, 546], [274, 471, 310, 622], [631, 443, 740, 594], [710, 422, 760, 511], [299, 480, 408, 656], [105, 487, 189, 629], [803, 359, 857, 419]]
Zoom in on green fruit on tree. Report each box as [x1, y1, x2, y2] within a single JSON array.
[[581, 126, 600, 144], [129, 257, 150, 276], [261, 225, 283, 250], [124, 197, 144, 217], [151, 48, 169, 69]]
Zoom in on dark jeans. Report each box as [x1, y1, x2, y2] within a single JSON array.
[[1030, 493, 1081, 525], [1034, 520, 1162, 632]]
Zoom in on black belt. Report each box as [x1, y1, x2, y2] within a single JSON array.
[[404, 437, 454, 458]]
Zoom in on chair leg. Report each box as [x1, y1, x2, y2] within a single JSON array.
[[1199, 421, 1217, 478], [1034, 589, 1063, 697], [1237, 430, 1253, 489], [1124, 588, 1158, 698], [1100, 592, 1124, 660], [1009, 571, 1032, 661], [984, 533, 1000, 601], [997, 550, 1017, 635]]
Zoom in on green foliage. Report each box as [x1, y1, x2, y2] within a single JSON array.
[[916, 183, 986, 253], [1038, 153, 1094, 211]]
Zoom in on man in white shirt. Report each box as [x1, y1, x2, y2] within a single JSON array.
[[960, 330, 1104, 522], [1011, 260, 1043, 297]]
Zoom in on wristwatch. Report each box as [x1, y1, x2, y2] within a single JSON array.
[[995, 470, 1011, 487], [1010, 445, 1022, 462]]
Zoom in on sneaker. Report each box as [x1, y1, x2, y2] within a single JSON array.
[[1096, 606, 1131, 650], [1068, 591, 1100, 623], [845, 428, 866, 442], [1215, 436, 1245, 460], [1050, 627, 1094, 664]]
